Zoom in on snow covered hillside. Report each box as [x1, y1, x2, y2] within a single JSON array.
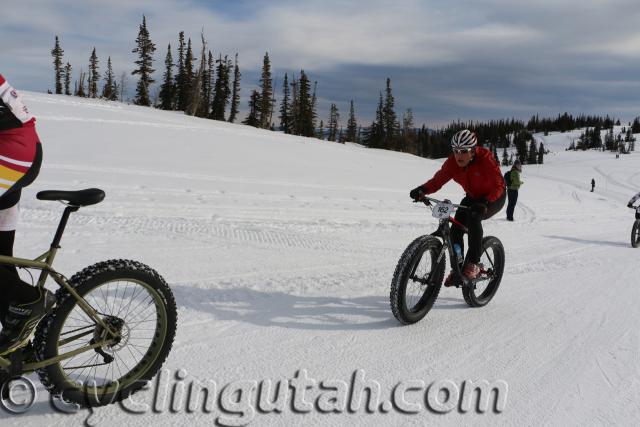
[[3, 93, 639, 426]]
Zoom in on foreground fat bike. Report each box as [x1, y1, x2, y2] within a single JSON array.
[[390, 196, 505, 325], [0, 188, 177, 407]]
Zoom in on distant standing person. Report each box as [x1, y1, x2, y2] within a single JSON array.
[[505, 160, 523, 221], [591, 178, 595, 192]]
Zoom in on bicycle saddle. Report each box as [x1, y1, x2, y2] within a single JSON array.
[[36, 188, 105, 206]]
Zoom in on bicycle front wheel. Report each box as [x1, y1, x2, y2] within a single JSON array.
[[631, 220, 640, 248], [34, 259, 177, 407], [390, 235, 445, 325]]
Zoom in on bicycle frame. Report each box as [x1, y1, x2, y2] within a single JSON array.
[[0, 205, 119, 373], [420, 197, 472, 288]]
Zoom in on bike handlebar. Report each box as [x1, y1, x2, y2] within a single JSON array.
[[413, 194, 468, 210]]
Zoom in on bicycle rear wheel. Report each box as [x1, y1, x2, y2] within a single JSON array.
[[390, 236, 445, 324], [631, 220, 640, 248], [34, 259, 177, 407], [462, 236, 505, 307]]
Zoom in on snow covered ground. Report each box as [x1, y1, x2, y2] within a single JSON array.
[[2, 93, 639, 426]]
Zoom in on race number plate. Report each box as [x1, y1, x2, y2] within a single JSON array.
[[432, 201, 455, 219]]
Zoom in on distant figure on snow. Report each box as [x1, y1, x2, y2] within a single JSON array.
[[591, 178, 595, 192], [505, 160, 523, 221]]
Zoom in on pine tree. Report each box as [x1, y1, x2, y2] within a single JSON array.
[[131, 15, 156, 106], [158, 44, 175, 110], [383, 78, 399, 149], [290, 75, 299, 133], [242, 90, 261, 127], [345, 100, 357, 143], [592, 124, 602, 149], [295, 70, 314, 137], [75, 69, 86, 97], [368, 93, 385, 149], [88, 47, 99, 98], [210, 54, 231, 120], [501, 147, 509, 166], [195, 47, 213, 118], [310, 80, 318, 133], [513, 130, 529, 162], [187, 34, 207, 117], [63, 62, 72, 96], [181, 38, 195, 110], [51, 36, 64, 94], [327, 103, 339, 142], [279, 73, 292, 133], [206, 51, 215, 112], [527, 140, 537, 164], [317, 120, 324, 139], [228, 53, 241, 123], [118, 71, 128, 102], [174, 32, 187, 110], [401, 108, 416, 153], [537, 143, 545, 164], [102, 57, 116, 100], [269, 77, 277, 130], [258, 52, 273, 129], [604, 127, 614, 151]]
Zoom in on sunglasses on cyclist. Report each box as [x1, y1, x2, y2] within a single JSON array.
[[453, 148, 473, 154]]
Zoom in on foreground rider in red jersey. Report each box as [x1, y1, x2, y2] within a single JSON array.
[[410, 129, 506, 285], [0, 73, 53, 355]]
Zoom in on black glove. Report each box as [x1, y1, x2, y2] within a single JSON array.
[[629, 203, 634, 208], [470, 203, 488, 216], [410, 185, 427, 201]]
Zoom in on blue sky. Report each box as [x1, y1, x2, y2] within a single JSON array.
[[3, 0, 640, 127]]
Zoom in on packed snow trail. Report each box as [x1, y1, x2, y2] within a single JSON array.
[[1, 93, 638, 426]]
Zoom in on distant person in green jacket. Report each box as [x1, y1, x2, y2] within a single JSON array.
[[505, 160, 523, 221]]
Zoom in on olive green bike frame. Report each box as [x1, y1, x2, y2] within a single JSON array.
[[0, 205, 119, 373]]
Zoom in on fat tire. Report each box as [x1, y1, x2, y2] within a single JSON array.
[[33, 259, 177, 407], [462, 236, 504, 307], [390, 236, 445, 325], [631, 220, 640, 248]]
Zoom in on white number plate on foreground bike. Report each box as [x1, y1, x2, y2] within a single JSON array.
[[432, 202, 455, 219]]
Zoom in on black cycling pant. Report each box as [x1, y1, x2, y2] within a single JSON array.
[[450, 191, 506, 264]]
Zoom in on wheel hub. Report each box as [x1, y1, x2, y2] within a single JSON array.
[[94, 316, 126, 350]]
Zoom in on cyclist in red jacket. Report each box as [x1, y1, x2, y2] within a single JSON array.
[[0, 73, 53, 355], [410, 129, 506, 285]]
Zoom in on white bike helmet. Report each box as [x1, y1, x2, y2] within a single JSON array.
[[451, 129, 477, 150]]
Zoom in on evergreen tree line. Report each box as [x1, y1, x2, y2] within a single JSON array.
[[567, 125, 636, 153], [51, 35, 120, 100], [49, 16, 638, 161], [527, 112, 620, 135]]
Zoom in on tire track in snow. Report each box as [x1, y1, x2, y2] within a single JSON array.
[[516, 200, 537, 224], [571, 190, 581, 203], [593, 165, 637, 192], [21, 208, 335, 251]]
